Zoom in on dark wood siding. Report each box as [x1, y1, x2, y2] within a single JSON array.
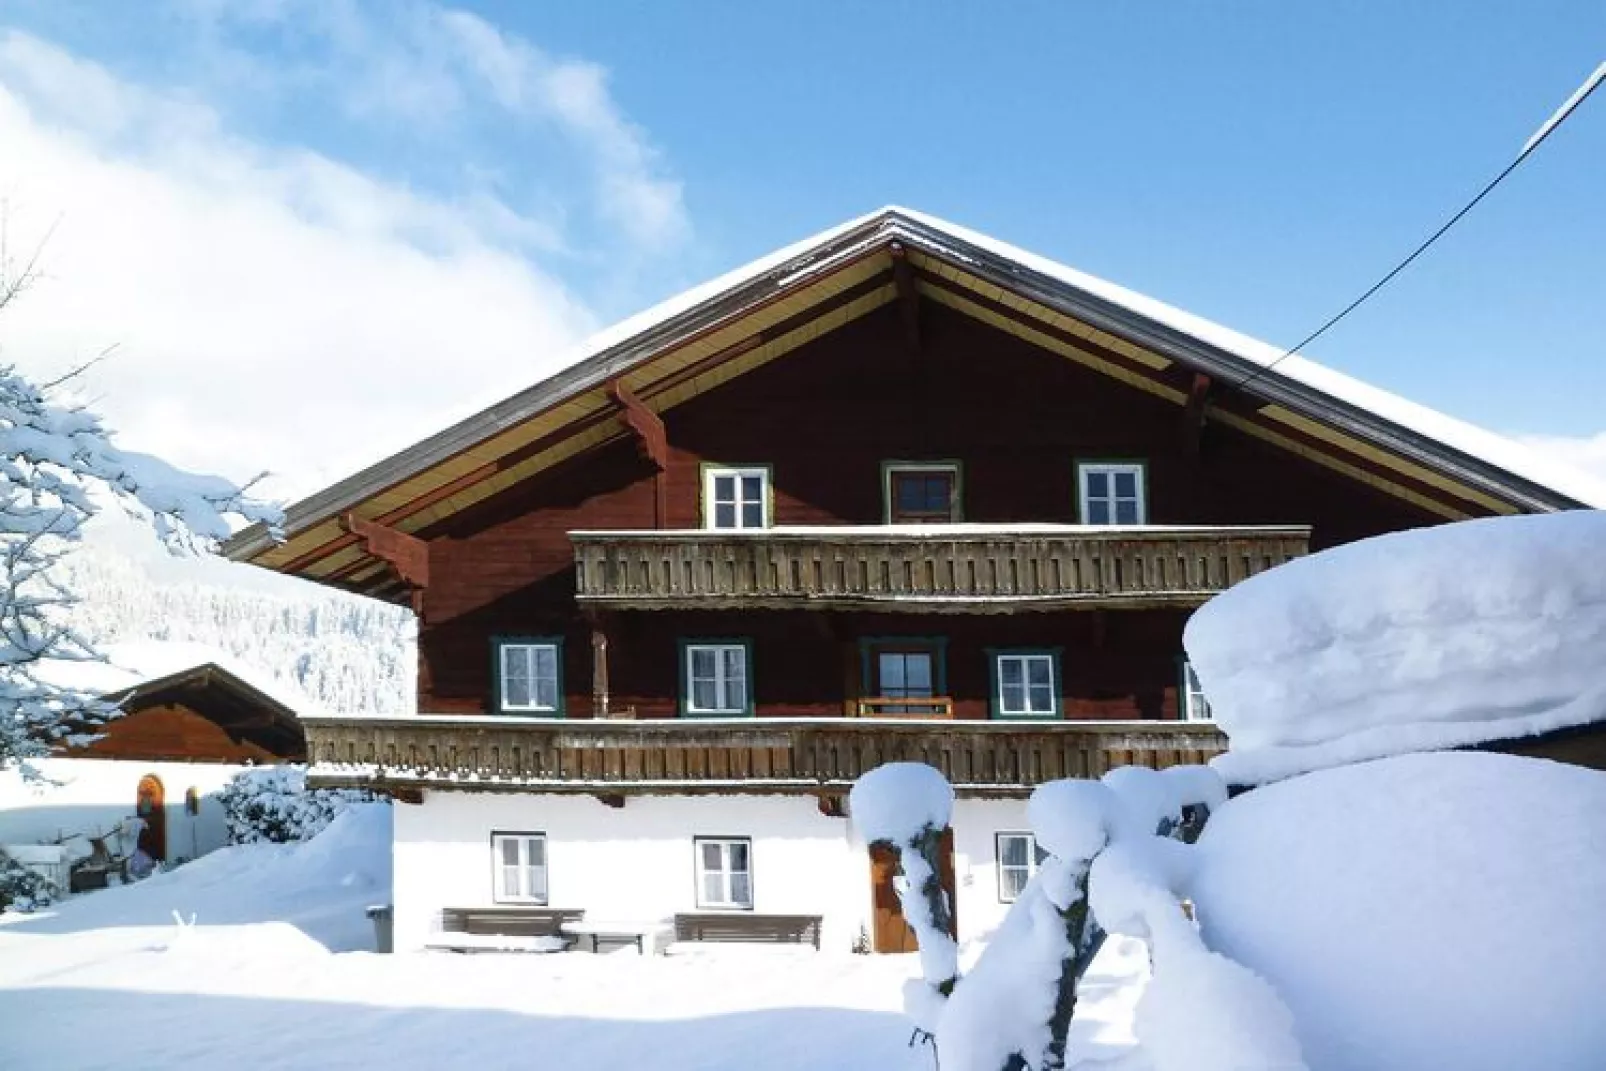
[[419, 301, 1440, 714]]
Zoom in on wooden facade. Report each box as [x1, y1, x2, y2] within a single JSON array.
[[221, 210, 1580, 795], [407, 303, 1439, 727]]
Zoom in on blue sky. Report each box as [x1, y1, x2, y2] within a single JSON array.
[[0, 1, 1602, 493]]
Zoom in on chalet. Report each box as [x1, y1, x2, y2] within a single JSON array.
[[0, 644, 308, 881], [223, 207, 1600, 954]]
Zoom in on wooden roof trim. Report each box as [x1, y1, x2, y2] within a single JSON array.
[[885, 218, 1584, 513], [226, 231, 899, 563], [919, 267, 1508, 519]]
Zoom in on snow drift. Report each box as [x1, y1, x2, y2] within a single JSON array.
[[2, 801, 391, 952], [1185, 512, 1606, 783], [1191, 751, 1606, 1071]]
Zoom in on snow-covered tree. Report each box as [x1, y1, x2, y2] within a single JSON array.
[[0, 246, 280, 771], [851, 762, 1235, 1071]]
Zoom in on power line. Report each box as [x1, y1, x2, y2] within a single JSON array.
[[1233, 59, 1606, 394]]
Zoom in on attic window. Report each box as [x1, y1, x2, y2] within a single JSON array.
[[884, 462, 961, 524], [1078, 462, 1147, 525], [703, 466, 770, 529]]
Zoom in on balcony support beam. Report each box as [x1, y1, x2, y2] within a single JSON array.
[[890, 242, 921, 354], [611, 380, 669, 528], [1182, 372, 1214, 458], [342, 513, 429, 616]]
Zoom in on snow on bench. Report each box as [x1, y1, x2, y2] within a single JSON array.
[[673, 913, 823, 949], [425, 906, 585, 953], [560, 919, 674, 955]]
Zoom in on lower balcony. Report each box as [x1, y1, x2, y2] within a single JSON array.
[[304, 715, 1227, 797]]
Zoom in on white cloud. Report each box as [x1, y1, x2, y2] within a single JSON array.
[[0, 22, 684, 502], [1512, 432, 1606, 485], [174, 0, 689, 252]]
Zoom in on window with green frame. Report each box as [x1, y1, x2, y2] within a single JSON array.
[[679, 638, 755, 716], [987, 648, 1062, 718], [491, 636, 565, 716]]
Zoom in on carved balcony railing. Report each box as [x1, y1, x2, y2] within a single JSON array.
[[303, 715, 1227, 797], [571, 524, 1309, 612]]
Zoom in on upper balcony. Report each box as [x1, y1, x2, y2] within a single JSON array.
[[572, 524, 1309, 613]]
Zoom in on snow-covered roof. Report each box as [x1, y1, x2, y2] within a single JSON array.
[[38, 640, 319, 716], [226, 207, 1605, 589]]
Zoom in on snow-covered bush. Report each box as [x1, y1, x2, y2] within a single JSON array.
[[849, 762, 959, 1030], [0, 850, 58, 912], [217, 766, 380, 844], [1185, 512, 1606, 784], [852, 760, 1244, 1071]]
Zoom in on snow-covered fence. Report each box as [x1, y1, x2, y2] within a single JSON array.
[[850, 759, 1287, 1071], [217, 765, 380, 845], [0, 846, 60, 912]]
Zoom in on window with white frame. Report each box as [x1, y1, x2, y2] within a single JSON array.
[[1078, 462, 1146, 525], [993, 652, 1059, 717], [1181, 660, 1214, 722], [491, 832, 548, 903], [683, 642, 751, 715], [498, 641, 561, 713], [703, 466, 770, 529], [996, 832, 1049, 902], [695, 837, 753, 909]]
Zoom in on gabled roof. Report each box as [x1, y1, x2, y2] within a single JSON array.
[[223, 207, 1606, 602]]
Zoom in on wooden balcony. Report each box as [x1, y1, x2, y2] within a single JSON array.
[[855, 697, 954, 719], [571, 524, 1309, 612], [303, 715, 1227, 797]]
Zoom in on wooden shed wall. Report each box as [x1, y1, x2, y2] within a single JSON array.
[[64, 702, 287, 764]]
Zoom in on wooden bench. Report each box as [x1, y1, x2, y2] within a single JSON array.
[[673, 912, 823, 950], [427, 907, 585, 953]]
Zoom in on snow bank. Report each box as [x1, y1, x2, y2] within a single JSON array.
[[3, 801, 392, 952], [1191, 751, 1606, 1071], [1185, 512, 1606, 783]]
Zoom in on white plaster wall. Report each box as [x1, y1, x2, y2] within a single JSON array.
[[950, 798, 1032, 942], [394, 792, 869, 953], [0, 758, 244, 863]]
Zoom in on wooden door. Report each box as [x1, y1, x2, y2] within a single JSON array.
[[135, 774, 166, 862], [869, 828, 957, 954]]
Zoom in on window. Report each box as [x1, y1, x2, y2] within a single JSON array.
[[996, 832, 1049, 902], [695, 837, 754, 909], [860, 638, 948, 716], [496, 638, 563, 714], [681, 640, 753, 716], [1181, 660, 1214, 722], [703, 465, 770, 529], [884, 462, 961, 524], [1077, 462, 1146, 525], [491, 832, 548, 904], [991, 650, 1060, 718]]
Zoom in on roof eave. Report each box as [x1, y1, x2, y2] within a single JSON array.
[[223, 210, 910, 562]]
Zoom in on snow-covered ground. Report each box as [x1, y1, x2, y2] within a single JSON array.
[[0, 802, 1150, 1070]]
